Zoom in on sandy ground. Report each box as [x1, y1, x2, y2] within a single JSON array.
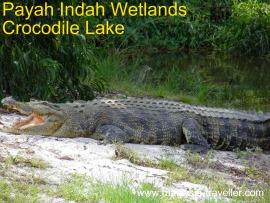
[[0, 113, 269, 202]]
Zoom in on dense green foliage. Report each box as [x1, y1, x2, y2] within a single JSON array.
[[96, 0, 269, 55], [216, 0, 270, 55], [0, 0, 103, 102]]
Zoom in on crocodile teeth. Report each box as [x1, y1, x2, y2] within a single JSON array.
[[15, 114, 47, 130]]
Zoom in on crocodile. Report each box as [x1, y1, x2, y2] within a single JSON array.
[[0, 96, 269, 151]]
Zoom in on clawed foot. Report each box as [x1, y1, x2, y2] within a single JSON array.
[[180, 144, 210, 154], [97, 140, 108, 145]]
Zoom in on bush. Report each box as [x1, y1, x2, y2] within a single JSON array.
[[230, 0, 270, 55], [0, 0, 104, 102], [95, 0, 269, 56]]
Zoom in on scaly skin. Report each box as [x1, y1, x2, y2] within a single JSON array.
[[1, 97, 270, 151]]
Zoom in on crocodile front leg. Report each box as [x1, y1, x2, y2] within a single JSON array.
[[95, 125, 127, 144], [181, 118, 210, 152]]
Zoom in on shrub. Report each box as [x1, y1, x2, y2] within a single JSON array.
[[0, 0, 104, 102]]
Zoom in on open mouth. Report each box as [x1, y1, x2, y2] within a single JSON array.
[[14, 114, 47, 130], [3, 104, 47, 130]]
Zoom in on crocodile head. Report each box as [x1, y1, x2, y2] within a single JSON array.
[[0, 97, 67, 136]]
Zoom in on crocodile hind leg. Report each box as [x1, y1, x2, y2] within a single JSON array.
[[181, 118, 210, 153]]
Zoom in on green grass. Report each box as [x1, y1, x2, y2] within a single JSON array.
[[92, 54, 270, 111], [0, 151, 52, 202], [114, 142, 159, 167], [4, 151, 49, 169], [58, 173, 186, 203], [0, 178, 40, 203], [94, 55, 200, 103], [56, 171, 270, 203], [0, 172, 52, 203]]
